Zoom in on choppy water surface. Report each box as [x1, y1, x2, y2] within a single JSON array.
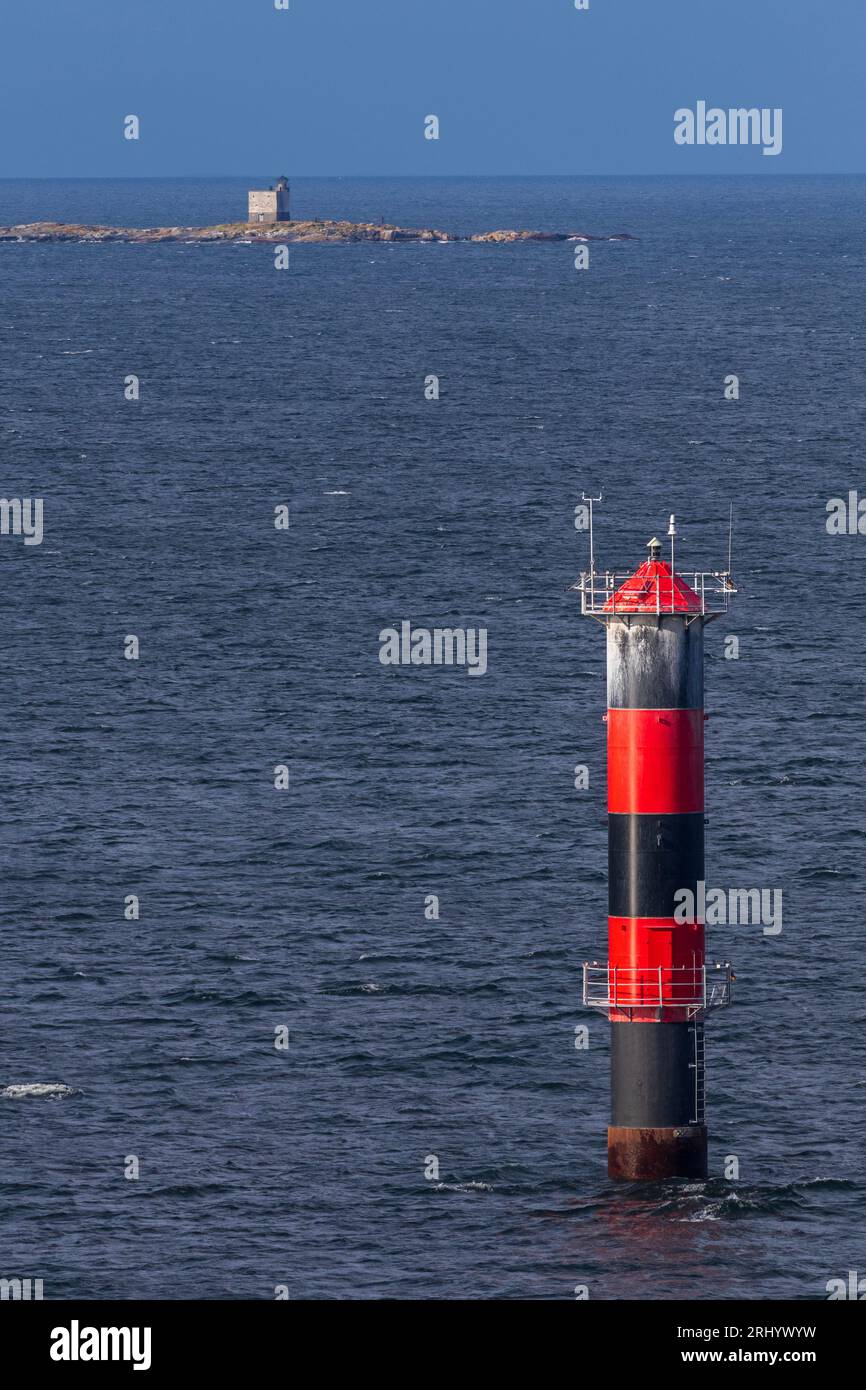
[[1, 176, 864, 1298]]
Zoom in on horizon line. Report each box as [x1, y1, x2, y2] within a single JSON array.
[[2, 170, 866, 181]]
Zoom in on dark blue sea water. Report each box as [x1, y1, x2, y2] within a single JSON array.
[[1, 176, 864, 1300]]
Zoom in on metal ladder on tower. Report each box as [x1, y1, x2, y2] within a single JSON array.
[[690, 1022, 706, 1125]]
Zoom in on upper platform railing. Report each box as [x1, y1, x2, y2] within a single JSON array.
[[574, 569, 736, 619]]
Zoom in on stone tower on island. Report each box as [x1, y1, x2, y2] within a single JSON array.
[[247, 176, 291, 225]]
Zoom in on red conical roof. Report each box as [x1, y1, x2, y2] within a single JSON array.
[[603, 557, 703, 614]]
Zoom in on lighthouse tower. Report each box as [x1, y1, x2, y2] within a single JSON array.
[[247, 176, 291, 225], [577, 508, 735, 1180]]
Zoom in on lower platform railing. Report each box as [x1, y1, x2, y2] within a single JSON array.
[[582, 962, 733, 1020]]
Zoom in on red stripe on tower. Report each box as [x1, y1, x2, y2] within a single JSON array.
[[607, 708, 704, 815]]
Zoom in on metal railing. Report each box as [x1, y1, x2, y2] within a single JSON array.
[[582, 962, 733, 1020], [575, 570, 736, 618]]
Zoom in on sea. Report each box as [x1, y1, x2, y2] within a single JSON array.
[[1, 175, 864, 1300]]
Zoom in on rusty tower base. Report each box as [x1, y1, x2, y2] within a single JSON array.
[[608, 1124, 708, 1181]]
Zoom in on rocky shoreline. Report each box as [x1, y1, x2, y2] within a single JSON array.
[[0, 219, 636, 246]]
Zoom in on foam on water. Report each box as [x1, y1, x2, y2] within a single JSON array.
[[2, 1083, 76, 1099]]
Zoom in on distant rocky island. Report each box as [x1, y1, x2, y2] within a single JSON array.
[[0, 220, 636, 246]]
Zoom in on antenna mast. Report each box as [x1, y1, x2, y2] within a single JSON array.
[[668, 513, 677, 607], [582, 491, 603, 579]]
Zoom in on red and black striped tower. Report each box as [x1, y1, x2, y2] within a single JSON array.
[[579, 513, 734, 1181]]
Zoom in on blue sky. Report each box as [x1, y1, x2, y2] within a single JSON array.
[[0, 0, 863, 176]]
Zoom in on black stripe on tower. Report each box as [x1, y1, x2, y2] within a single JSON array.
[[611, 1021, 704, 1127], [608, 813, 704, 918]]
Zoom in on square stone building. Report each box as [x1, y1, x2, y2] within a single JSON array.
[[248, 177, 291, 224]]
